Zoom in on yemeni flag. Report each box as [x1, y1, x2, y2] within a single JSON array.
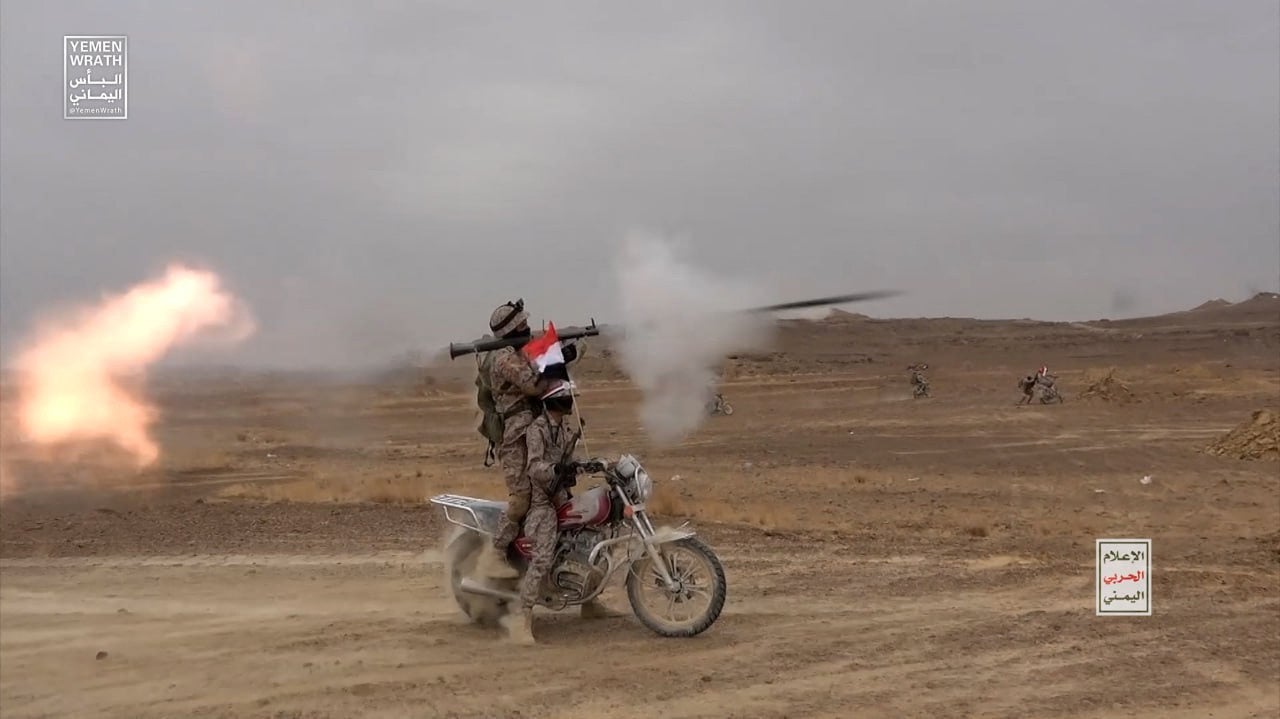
[[522, 322, 570, 382]]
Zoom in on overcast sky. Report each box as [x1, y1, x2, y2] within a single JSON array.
[[2, 0, 1277, 368]]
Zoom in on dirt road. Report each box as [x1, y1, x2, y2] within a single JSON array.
[[3, 525, 1275, 719]]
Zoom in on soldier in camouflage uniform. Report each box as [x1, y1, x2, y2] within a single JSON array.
[[1017, 374, 1037, 404], [1034, 365, 1056, 390], [908, 363, 929, 397], [1034, 365, 1062, 403], [475, 302, 552, 579], [502, 381, 613, 645]]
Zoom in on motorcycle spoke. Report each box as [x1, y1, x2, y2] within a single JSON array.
[[681, 584, 711, 599], [635, 544, 715, 627], [674, 559, 699, 584]]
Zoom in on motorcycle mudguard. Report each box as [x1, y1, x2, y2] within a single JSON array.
[[645, 524, 696, 546], [430, 494, 506, 535]]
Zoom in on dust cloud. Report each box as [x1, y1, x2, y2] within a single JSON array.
[[2, 264, 254, 493], [610, 231, 773, 445]]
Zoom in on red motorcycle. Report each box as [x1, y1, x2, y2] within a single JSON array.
[[431, 453, 727, 637]]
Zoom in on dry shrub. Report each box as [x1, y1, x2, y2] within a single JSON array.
[[1205, 410, 1279, 461], [1078, 368, 1138, 404], [647, 483, 794, 530], [647, 485, 688, 516]]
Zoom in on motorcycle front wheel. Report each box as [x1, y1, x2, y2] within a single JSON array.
[[720, 402, 734, 416], [626, 536, 726, 638]]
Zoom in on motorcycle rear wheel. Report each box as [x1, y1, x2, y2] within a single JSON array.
[[443, 526, 516, 627], [626, 536, 726, 638]]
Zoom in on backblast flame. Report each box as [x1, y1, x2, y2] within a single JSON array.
[[7, 264, 254, 470]]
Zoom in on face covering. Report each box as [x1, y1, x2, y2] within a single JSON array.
[[544, 398, 574, 415]]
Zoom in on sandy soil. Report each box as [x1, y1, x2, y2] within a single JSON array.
[[2, 296, 1278, 718]]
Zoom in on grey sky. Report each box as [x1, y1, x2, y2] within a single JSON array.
[[2, 0, 1277, 368]]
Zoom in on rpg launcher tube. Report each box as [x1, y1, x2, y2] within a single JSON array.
[[448, 322, 601, 360]]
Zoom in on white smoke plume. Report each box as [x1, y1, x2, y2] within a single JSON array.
[[610, 231, 774, 445], [2, 264, 254, 492]]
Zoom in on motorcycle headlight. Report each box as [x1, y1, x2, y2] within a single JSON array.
[[632, 469, 653, 503], [614, 454, 640, 480]]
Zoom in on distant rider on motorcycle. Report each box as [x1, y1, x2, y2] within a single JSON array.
[[908, 363, 930, 397], [1035, 365, 1056, 390]]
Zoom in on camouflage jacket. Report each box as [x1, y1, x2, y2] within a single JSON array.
[[487, 346, 544, 416], [525, 413, 578, 497]]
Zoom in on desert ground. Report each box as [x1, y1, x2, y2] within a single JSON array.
[[2, 295, 1278, 719]]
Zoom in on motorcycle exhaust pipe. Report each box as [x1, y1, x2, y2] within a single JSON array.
[[459, 577, 520, 603]]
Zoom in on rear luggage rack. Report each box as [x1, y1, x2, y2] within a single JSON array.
[[429, 494, 486, 532]]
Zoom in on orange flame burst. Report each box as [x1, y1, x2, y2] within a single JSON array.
[[8, 264, 254, 468]]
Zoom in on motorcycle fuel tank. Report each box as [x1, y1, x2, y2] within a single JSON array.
[[556, 485, 611, 529], [513, 486, 612, 557]]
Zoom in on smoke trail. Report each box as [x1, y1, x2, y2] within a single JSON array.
[[610, 231, 774, 445], [3, 264, 254, 485]]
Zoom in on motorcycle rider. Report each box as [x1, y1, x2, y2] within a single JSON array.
[[476, 301, 565, 579], [705, 384, 724, 414], [503, 380, 614, 645], [1035, 365, 1060, 400], [704, 367, 729, 414], [908, 363, 929, 393], [1035, 365, 1055, 389]]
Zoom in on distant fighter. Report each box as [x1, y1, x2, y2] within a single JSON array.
[[1035, 366, 1063, 403], [908, 363, 930, 398], [1034, 365, 1056, 390], [1017, 375, 1037, 405]]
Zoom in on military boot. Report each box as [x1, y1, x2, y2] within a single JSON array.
[[502, 608, 536, 646], [579, 598, 620, 620], [475, 543, 519, 579]]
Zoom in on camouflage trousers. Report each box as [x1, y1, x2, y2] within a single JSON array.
[[518, 494, 558, 609], [492, 411, 534, 552]]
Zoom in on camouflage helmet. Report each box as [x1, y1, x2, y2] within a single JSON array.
[[489, 299, 529, 338]]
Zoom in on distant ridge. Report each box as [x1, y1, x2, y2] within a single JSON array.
[[1090, 292, 1280, 327], [1191, 299, 1232, 311], [824, 308, 872, 322], [1236, 291, 1280, 307]]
